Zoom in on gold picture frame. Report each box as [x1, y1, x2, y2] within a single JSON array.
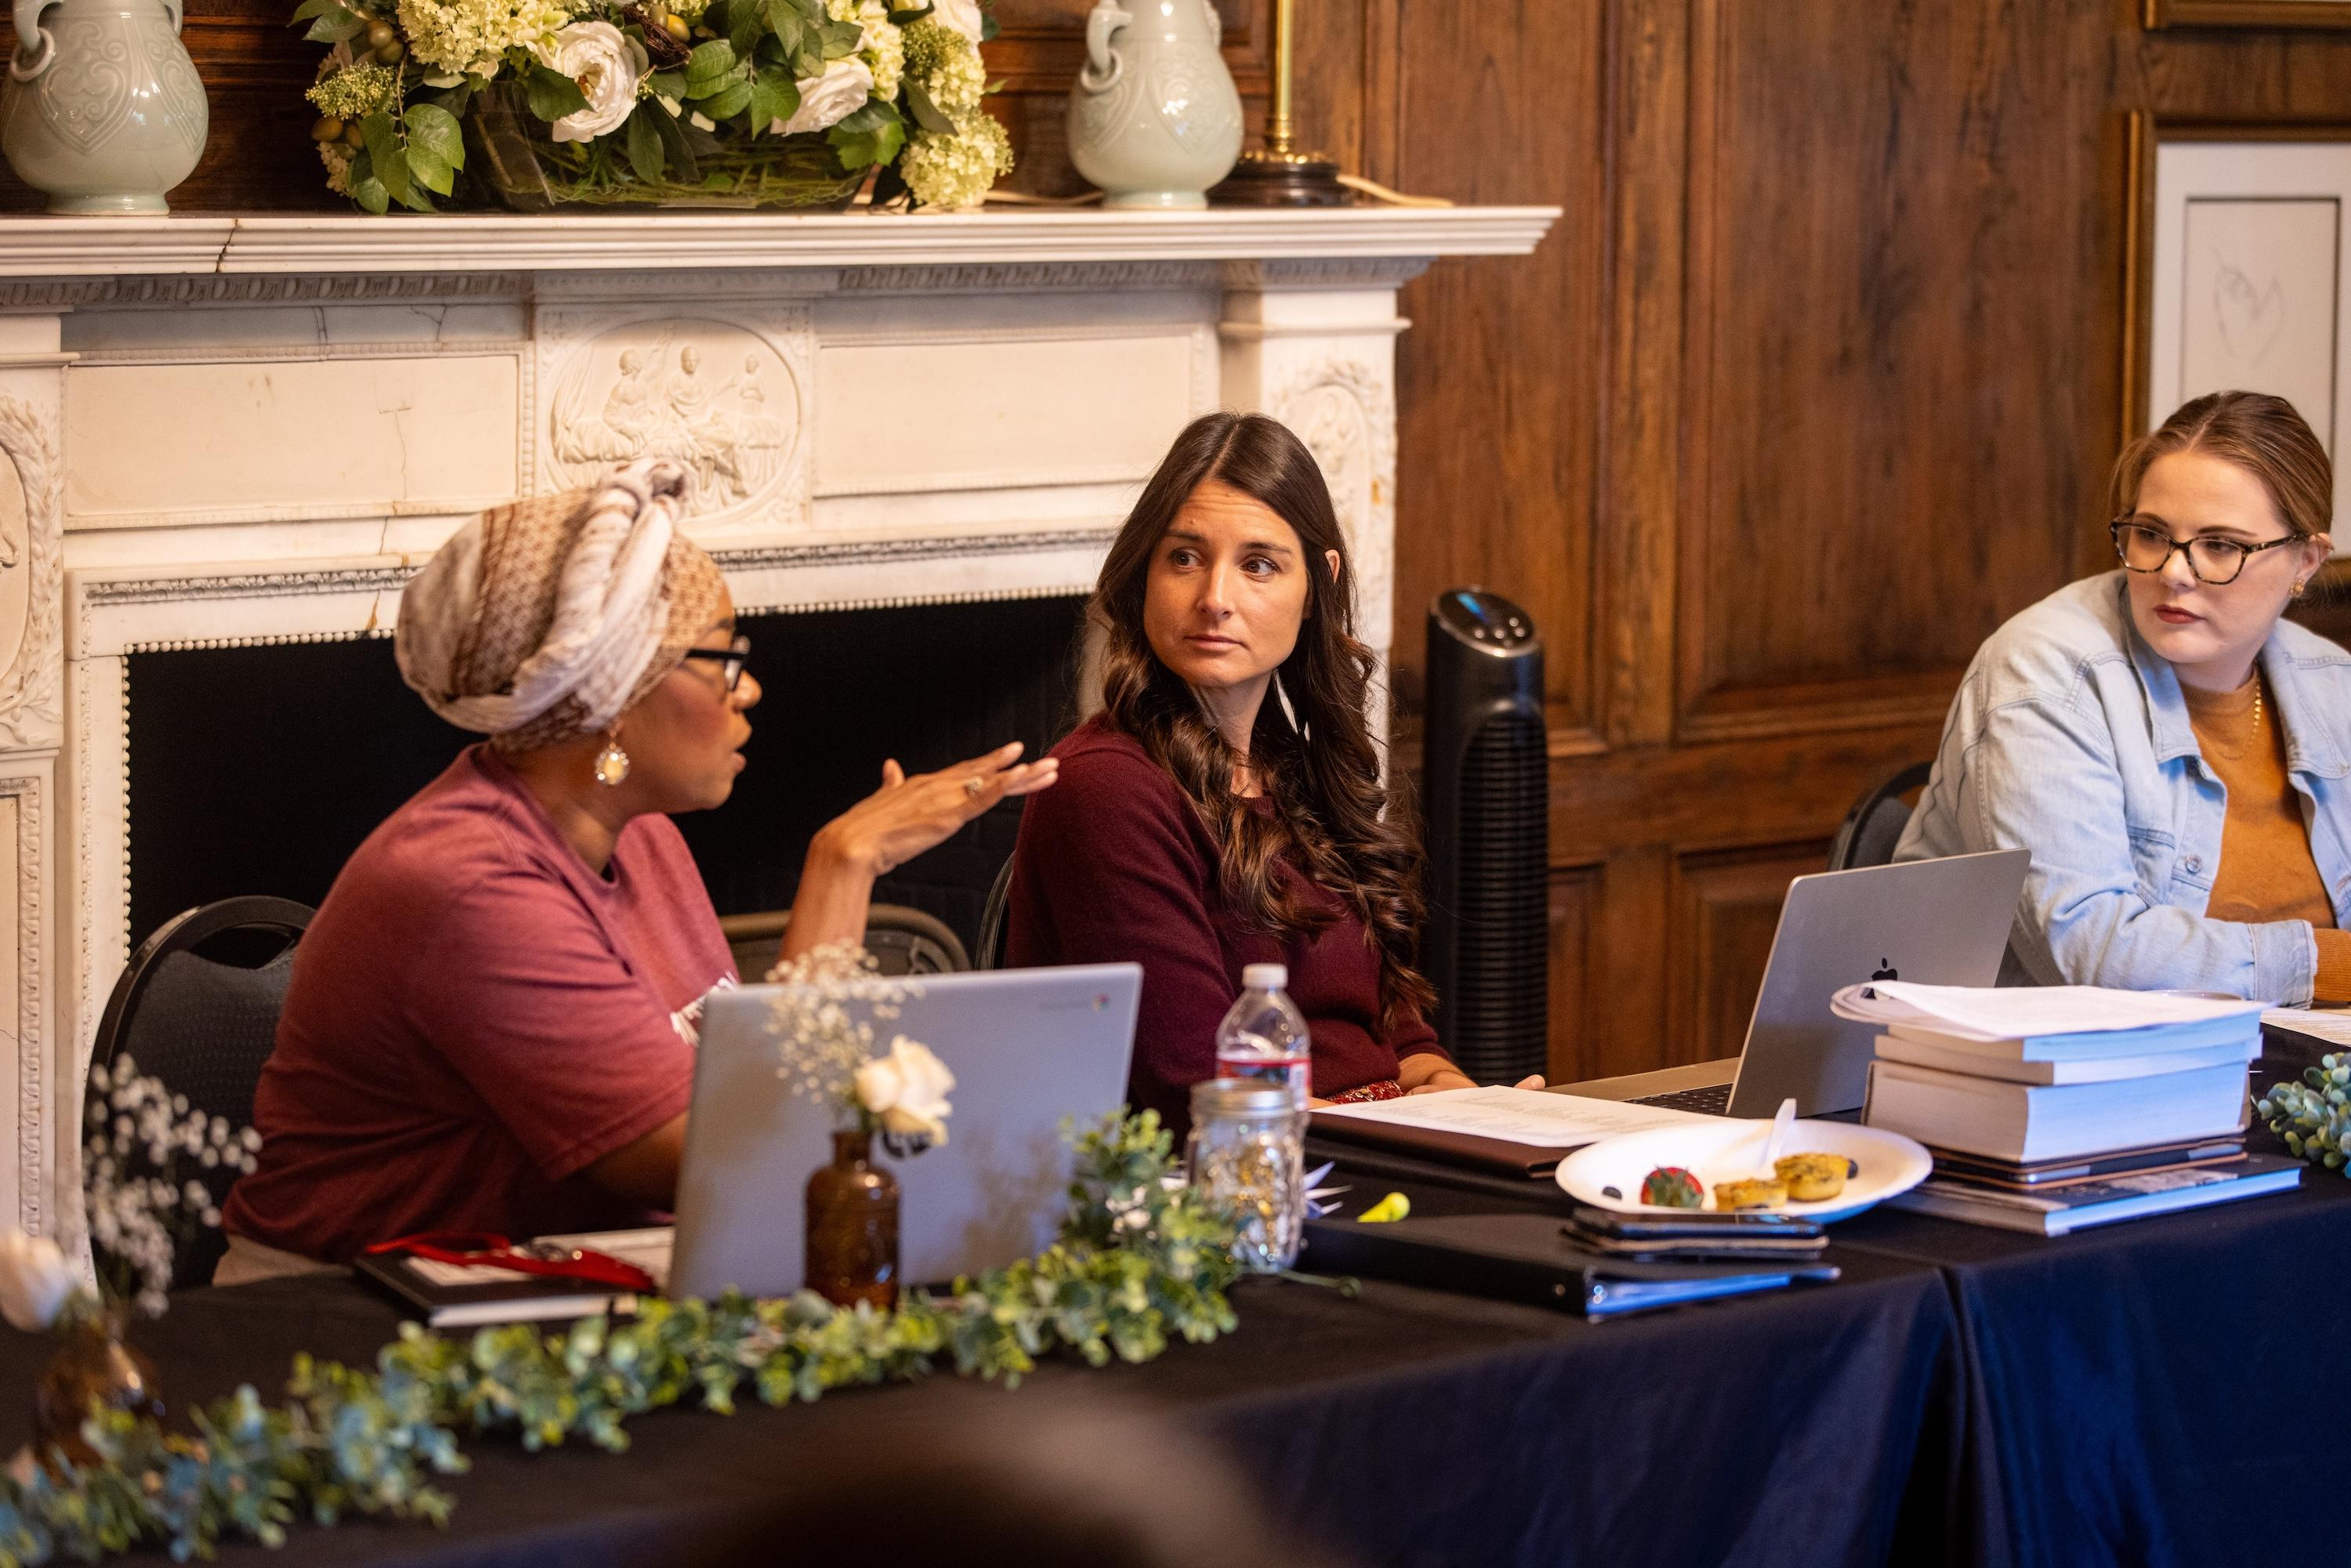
[[2121, 112, 2351, 588], [2146, 0, 2351, 28]]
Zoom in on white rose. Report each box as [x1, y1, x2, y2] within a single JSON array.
[[0, 1231, 73, 1334], [927, 0, 984, 45], [772, 56, 874, 135], [853, 1037, 955, 1145], [537, 22, 648, 145]]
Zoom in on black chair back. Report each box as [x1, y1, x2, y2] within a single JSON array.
[[88, 896, 313, 1289], [975, 855, 1016, 971], [1827, 761, 1936, 872], [720, 904, 971, 981]]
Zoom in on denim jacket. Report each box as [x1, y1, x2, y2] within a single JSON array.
[[1894, 570, 2351, 1003]]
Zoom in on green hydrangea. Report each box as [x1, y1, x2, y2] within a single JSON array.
[[317, 140, 356, 197], [899, 111, 1011, 210], [306, 60, 400, 121], [901, 16, 980, 116], [394, 0, 569, 78], [826, 0, 902, 100]]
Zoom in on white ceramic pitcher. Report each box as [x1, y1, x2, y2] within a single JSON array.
[[1066, 0, 1241, 210], [0, 0, 206, 212]]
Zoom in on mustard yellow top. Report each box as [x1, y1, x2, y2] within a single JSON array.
[[2182, 672, 2351, 1003]]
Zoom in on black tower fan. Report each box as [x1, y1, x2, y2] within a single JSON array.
[[1422, 588, 1548, 1084]]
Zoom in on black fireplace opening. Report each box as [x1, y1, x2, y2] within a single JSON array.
[[125, 594, 1090, 957]]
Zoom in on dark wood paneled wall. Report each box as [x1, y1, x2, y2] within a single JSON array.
[[1387, 1, 2351, 1082], [24, 2, 2351, 1077]]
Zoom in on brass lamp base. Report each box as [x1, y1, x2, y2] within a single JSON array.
[[1210, 148, 1349, 208]]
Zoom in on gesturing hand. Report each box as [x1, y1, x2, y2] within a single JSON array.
[[817, 741, 1060, 877]]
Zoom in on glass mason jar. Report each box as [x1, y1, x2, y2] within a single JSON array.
[[803, 1127, 900, 1312], [1186, 1078, 1307, 1273]]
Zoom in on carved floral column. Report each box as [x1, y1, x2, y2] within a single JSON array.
[[1216, 259, 1424, 730], [0, 313, 67, 1237]]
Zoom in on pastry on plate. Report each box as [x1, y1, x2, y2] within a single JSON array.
[[1774, 1153, 1849, 1202], [1639, 1166, 1705, 1208], [1712, 1177, 1788, 1211]]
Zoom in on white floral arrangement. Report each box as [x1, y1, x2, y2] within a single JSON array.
[[292, 0, 1012, 211], [0, 1056, 261, 1335], [766, 943, 954, 1153]]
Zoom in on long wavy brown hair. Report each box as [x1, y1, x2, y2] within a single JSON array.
[[1090, 412, 1437, 1034]]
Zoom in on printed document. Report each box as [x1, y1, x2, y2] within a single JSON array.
[[1315, 1087, 1720, 1150], [1831, 983, 2263, 1040]]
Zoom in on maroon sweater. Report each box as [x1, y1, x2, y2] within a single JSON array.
[[1006, 718, 1445, 1132]]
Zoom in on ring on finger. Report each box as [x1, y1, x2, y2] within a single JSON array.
[[962, 776, 985, 799]]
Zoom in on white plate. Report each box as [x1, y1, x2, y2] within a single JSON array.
[[1554, 1119, 1933, 1224]]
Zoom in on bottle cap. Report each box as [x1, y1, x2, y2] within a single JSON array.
[[1242, 963, 1288, 990]]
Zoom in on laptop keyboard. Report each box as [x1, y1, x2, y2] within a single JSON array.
[[1627, 1082, 1733, 1117]]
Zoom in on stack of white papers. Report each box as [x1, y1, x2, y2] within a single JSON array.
[[1838, 983, 2261, 1165]]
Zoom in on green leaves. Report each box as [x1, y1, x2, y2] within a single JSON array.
[[291, 0, 365, 43], [746, 63, 799, 132], [359, 111, 435, 211], [817, 15, 863, 57], [401, 103, 465, 196], [625, 103, 666, 183], [826, 97, 903, 168], [682, 38, 738, 93], [523, 61, 589, 122], [0, 1112, 1237, 1563], [904, 78, 955, 135], [347, 150, 390, 214]]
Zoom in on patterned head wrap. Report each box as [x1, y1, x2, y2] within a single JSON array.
[[395, 458, 729, 752]]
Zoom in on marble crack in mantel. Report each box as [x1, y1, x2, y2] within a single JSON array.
[[0, 207, 1560, 279]]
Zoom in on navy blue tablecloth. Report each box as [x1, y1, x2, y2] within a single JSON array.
[[1831, 1170, 2351, 1568], [0, 1174, 1963, 1568]]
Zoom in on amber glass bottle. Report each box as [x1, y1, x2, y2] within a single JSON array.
[[804, 1127, 900, 1311]]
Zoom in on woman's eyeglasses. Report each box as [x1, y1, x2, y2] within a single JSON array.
[[2109, 519, 2298, 587], [680, 634, 752, 693]]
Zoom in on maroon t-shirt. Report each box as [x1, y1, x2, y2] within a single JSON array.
[[1005, 718, 1444, 1133], [225, 747, 737, 1262]]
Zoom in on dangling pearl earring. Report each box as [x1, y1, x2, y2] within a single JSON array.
[[593, 732, 631, 786]]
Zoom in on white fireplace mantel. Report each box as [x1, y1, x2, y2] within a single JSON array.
[[0, 205, 1557, 1235]]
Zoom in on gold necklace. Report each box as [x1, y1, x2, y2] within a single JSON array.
[[2201, 678, 2262, 762]]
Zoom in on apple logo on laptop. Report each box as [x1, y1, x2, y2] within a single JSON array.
[[1870, 958, 1898, 982]]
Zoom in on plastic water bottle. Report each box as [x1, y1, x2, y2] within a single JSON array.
[[1215, 963, 1311, 1110]]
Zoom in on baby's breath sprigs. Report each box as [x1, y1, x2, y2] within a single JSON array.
[[764, 942, 916, 1121], [81, 1057, 260, 1317]]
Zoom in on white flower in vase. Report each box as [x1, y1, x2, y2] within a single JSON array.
[[927, 0, 984, 46], [537, 21, 650, 143], [774, 56, 875, 135], [0, 1231, 72, 1333], [854, 1036, 955, 1147]]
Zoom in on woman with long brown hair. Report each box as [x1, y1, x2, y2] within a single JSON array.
[[1897, 389, 2351, 1000], [1006, 412, 1505, 1129]]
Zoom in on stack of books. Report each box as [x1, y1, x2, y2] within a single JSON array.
[[1838, 982, 2301, 1235]]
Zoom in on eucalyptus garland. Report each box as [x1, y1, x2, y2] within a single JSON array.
[[2256, 1053, 2351, 1173], [0, 1112, 1240, 1566]]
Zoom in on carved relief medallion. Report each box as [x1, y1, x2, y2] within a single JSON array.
[[0, 445, 27, 682], [544, 316, 805, 525]]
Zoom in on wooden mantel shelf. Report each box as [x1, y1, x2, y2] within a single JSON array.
[[0, 205, 1560, 277]]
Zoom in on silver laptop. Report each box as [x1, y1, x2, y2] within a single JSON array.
[[667, 963, 1142, 1300], [1563, 850, 2030, 1118]]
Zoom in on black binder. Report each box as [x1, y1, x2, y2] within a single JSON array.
[[1302, 1213, 1839, 1318]]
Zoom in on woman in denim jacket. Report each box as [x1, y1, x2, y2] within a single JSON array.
[[1897, 391, 2351, 1003]]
